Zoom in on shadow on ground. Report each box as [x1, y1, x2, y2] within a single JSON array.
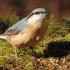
[[43, 41, 70, 58], [0, 67, 8, 70]]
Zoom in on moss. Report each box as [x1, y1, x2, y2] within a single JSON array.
[[0, 18, 70, 69]]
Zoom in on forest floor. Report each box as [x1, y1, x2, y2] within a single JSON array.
[[0, 20, 70, 70]]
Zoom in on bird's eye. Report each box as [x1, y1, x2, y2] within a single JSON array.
[[34, 12, 40, 14], [43, 12, 46, 14], [34, 12, 47, 14]]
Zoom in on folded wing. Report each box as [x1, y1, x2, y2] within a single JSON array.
[[3, 17, 27, 35]]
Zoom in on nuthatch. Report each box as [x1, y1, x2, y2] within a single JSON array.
[[0, 8, 48, 58]]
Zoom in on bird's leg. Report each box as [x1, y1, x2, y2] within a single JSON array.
[[30, 46, 37, 57], [13, 46, 18, 59]]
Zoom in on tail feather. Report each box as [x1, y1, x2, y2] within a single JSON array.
[[0, 35, 7, 40]]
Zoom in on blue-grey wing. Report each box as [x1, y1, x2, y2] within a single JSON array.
[[3, 17, 27, 35]]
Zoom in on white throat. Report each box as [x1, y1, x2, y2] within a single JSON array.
[[28, 14, 45, 23]]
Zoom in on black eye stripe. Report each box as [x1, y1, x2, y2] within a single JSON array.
[[27, 11, 47, 19], [34, 12, 43, 14], [34, 11, 47, 14], [35, 12, 40, 14]]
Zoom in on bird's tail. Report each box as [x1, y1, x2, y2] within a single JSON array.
[[0, 35, 7, 40]]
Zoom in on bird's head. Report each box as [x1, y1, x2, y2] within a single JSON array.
[[27, 8, 47, 23]]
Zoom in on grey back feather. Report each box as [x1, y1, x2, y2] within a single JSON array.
[[4, 17, 27, 35], [31, 8, 46, 14]]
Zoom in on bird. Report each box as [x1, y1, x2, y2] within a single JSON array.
[[0, 8, 48, 58]]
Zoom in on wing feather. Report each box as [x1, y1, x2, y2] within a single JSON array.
[[3, 17, 27, 35]]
